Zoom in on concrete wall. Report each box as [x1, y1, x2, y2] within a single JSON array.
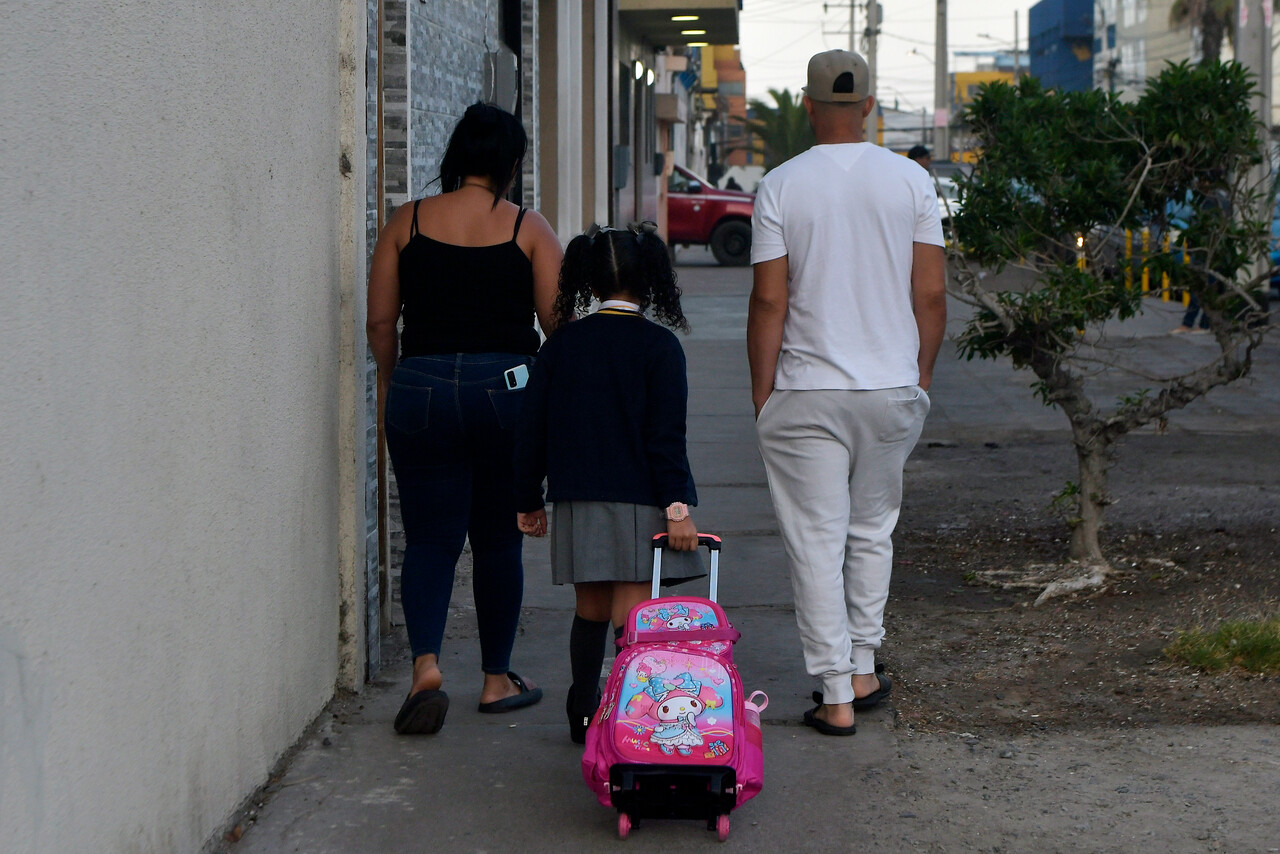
[[0, 1, 368, 851]]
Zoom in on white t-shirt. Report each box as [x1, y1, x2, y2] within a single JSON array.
[[750, 143, 944, 390]]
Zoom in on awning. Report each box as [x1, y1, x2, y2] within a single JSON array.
[[618, 0, 740, 47]]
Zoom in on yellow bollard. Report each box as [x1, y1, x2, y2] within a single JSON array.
[[1161, 231, 1171, 300], [1141, 227, 1150, 293], [1181, 247, 1190, 306], [1124, 229, 1133, 289]]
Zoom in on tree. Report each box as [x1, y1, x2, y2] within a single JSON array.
[[1169, 0, 1235, 63], [951, 62, 1272, 599], [744, 88, 816, 172]]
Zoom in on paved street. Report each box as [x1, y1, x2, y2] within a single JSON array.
[[227, 249, 1280, 853]]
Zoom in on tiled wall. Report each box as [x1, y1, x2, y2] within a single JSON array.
[[407, 0, 500, 197]]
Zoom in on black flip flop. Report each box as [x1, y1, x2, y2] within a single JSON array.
[[802, 705, 857, 736], [394, 688, 449, 735], [811, 672, 892, 711], [477, 671, 544, 713]]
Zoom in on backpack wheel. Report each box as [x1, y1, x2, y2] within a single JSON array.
[[617, 812, 631, 840], [716, 813, 730, 841]]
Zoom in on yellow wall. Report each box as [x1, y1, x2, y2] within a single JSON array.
[[954, 70, 1015, 105]]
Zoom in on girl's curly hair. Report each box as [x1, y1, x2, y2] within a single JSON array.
[[552, 222, 690, 332]]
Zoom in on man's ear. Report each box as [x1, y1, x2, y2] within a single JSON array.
[[802, 94, 816, 121], [861, 95, 876, 119]]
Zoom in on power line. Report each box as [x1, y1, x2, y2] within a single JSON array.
[[744, 23, 825, 64]]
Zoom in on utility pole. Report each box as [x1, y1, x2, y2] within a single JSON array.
[[1234, 0, 1273, 286], [1096, 3, 1115, 93], [865, 2, 879, 144], [935, 0, 949, 161], [848, 0, 855, 54], [1013, 10, 1019, 79]]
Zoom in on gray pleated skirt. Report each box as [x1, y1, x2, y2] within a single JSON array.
[[550, 501, 706, 587]]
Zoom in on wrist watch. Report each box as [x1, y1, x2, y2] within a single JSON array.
[[665, 502, 689, 522]]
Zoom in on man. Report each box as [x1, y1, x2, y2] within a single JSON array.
[[907, 144, 933, 171], [747, 49, 947, 736]]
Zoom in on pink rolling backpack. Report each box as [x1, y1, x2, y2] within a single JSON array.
[[581, 533, 768, 841]]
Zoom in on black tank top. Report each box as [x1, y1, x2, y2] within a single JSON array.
[[397, 202, 539, 359]]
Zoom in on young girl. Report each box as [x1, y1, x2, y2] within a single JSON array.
[[513, 222, 704, 743]]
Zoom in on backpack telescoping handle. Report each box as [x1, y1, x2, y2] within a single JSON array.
[[650, 533, 722, 601]]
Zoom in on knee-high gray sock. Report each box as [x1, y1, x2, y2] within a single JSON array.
[[570, 615, 610, 691]]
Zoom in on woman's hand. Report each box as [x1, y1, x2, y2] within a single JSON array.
[[517, 509, 547, 537], [665, 517, 698, 551]]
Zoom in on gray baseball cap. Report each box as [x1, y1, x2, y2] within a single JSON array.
[[803, 49, 870, 103]]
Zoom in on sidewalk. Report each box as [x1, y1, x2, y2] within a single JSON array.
[[226, 249, 1280, 853]]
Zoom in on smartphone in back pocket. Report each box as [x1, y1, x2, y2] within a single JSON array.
[[503, 364, 529, 390]]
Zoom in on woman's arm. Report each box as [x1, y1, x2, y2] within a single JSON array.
[[522, 209, 565, 336], [512, 345, 553, 514], [367, 203, 411, 385]]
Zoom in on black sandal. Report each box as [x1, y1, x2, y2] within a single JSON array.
[[802, 704, 857, 736], [394, 689, 449, 735], [476, 672, 543, 713]]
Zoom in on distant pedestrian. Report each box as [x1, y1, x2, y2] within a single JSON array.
[[747, 49, 947, 736], [367, 102, 563, 735], [513, 222, 703, 744], [725, 176, 744, 191], [1171, 293, 1211, 334], [1171, 176, 1229, 335], [907, 144, 932, 171]]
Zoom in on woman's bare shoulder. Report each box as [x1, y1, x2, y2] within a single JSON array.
[[518, 208, 561, 244], [374, 199, 418, 250], [387, 198, 420, 230]]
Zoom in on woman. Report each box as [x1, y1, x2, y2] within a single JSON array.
[[367, 102, 562, 735]]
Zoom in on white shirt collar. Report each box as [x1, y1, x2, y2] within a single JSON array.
[[599, 299, 641, 312]]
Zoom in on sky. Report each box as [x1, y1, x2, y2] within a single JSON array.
[[739, 0, 1035, 111]]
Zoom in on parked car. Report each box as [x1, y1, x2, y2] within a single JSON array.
[[667, 165, 755, 266], [935, 174, 961, 227]]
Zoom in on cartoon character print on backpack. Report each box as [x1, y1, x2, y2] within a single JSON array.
[[637, 601, 719, 632], [636, 655, 667, 683], [643, 674, 707, 755], [613, 650, 736, 764]]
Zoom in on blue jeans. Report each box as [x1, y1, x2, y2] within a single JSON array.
[[1182, 294, 1210, 329], [385, 353, 533, 673]]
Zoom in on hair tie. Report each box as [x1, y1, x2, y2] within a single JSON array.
[[632, 220, 658, 244], [584, 223, 603, 245]]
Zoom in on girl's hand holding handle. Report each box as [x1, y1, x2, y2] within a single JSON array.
[[665, 517, 698, 551], [517, 509, 547, 537]]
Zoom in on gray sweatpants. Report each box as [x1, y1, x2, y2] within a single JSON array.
[[755, 387, 929, 705]]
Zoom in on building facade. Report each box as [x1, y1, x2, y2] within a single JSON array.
[[1029, 0, 1095, 92], [1093, 0, 1198, 97]]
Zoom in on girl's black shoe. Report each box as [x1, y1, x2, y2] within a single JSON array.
[[566, 684, 602, 744]]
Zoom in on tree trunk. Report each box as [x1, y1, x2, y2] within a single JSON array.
[[1200, 11, 1225, 63], [1069, 432, 1110, 562]]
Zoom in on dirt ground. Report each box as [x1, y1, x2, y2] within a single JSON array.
[[884, 430, 1280, 735]]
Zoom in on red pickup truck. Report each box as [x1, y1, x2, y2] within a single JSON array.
[[666, 165, 755, 266]]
